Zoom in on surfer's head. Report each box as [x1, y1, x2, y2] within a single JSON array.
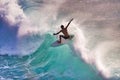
[[61, 25, 64, 29]]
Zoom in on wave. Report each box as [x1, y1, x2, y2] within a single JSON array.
[[0, 0, 120, 79], [0, 34, 103, 80]]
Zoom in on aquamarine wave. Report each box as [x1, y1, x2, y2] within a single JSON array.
[[0, 34, 103, 80]]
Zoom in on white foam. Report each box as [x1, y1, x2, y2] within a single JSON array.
[[72, 24, 120, 79]]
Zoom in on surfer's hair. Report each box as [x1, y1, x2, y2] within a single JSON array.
[[61, 25, 64, 29]]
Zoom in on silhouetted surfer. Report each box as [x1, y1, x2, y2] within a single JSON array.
[[53, 18, 73, 43]]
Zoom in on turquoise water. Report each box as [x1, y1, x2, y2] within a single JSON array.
[[0, 34, 103, 80]]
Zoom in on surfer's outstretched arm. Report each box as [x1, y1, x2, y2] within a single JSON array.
[[65, 18, 73, 29], [53, 30, 61, 35]]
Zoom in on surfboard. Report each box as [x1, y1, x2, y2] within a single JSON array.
[[51, 35, 74, 47]]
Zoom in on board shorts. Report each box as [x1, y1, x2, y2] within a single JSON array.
[[62, 36, 70, 39]]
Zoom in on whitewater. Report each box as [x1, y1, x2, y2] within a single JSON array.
[[0, 0, 120, 80]]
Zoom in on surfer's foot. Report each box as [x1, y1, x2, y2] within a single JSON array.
[[57, 40, 61, 43]]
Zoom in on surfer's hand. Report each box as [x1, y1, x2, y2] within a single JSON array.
[[53, 33, 56, 35]]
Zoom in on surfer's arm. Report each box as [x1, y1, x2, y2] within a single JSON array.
[[65, 18, 73, 29], [53, 30, 61, 35]]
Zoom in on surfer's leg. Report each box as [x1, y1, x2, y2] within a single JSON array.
[[58, 35, 64, 43]]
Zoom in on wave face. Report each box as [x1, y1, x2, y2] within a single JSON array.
[[0, 34, 103, 80], [0, 0, 120, 80]]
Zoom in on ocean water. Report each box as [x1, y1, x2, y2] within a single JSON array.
[[0, 0, 120, 80], [0, 34, 103, 80]]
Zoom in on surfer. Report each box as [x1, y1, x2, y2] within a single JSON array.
[[53, 18, 73, 43]]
